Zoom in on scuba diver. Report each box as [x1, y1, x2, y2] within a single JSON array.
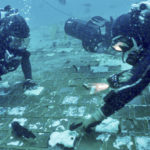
[[65, 0, 150, 133], [0, 5, 36, 90]]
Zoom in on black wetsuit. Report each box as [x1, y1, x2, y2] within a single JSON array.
[[101, 11, 150, 116], [0, 10, 32, 80]]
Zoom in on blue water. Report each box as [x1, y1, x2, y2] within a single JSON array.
[[1, 0, 141, 28]]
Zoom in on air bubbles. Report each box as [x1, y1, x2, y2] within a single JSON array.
[[20, 0, 31, 20]]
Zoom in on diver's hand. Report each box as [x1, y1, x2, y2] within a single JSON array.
[[70, 109, 106, 134], [69, 119, 90, 135], [70, 116, 100, 134], [107, 74, 119, 88], [23, 79, 37, 90]]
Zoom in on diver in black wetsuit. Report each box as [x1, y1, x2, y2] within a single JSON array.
[[0, 5, 36, 90], [68, 1, 150, 132]]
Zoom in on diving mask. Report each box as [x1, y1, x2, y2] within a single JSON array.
[[111, 35, 134, 52], [111, 35, 142, 65]]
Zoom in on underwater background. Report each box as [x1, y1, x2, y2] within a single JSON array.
[[0, 0, 150, 150], [0, 0, 141, 27]]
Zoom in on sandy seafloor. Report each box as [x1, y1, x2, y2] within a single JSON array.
[[0, 22, 150, 150]]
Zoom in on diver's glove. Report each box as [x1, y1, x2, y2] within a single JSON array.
[[23, 79, 37, 90], [107, 70, 133, 89], [70, 109, 106, 133], [107, 74, 120, 88]]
